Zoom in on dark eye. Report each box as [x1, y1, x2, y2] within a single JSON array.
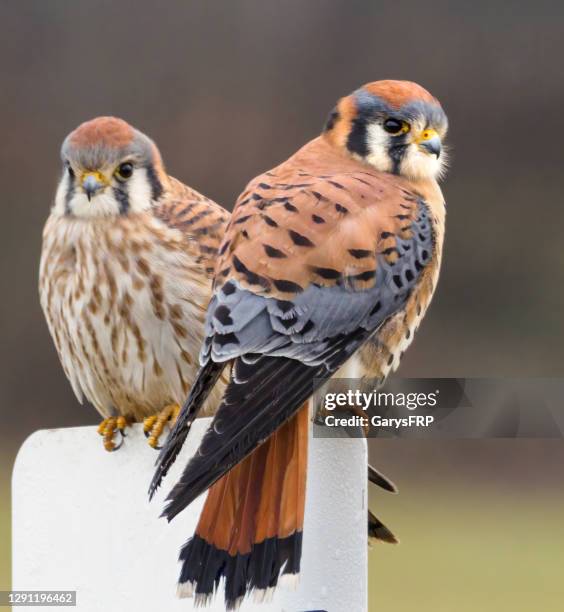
[[66, 162, 75, 178], [116, 162, 134, 179], [383, 118, 410, 135]]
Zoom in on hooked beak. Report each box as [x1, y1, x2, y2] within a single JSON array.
[[81, 172, 105, 201], [415, 129, 442, 158]]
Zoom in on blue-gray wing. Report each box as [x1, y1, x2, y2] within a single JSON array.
[[202, 194, 434, 369]]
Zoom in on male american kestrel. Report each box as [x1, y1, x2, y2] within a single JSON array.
[[39, 117, 228, 451], [150, 80, 448, 608]]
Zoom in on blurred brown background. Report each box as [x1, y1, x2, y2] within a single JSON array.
[[1, 1, 563, 609]]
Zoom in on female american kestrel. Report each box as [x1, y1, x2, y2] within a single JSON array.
[[150, 80, 448, 609], [39, 117, 228, 450]]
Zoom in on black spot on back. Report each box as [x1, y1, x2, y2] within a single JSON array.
[[349, 249, 372, 259], [310, 190, 327, 201], [262, 214, 278, 227], [232, 255, 271, 289], [273, 279, 303, 293], [350, 270, 375, 282], [312, 266, 341, 280], [179, 208, 212, 227], [263, 244, 287, 258], [328, 180, 345, 190], [288, 230, 314, 247]]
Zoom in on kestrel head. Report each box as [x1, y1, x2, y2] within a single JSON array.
[[55, 117, 168, 218], [324, 80, 448, 181]]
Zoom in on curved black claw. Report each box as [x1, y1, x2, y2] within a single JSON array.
[[112, 428, 126, 451]]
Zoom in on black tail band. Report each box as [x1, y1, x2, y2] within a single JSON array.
[[178, 531, 303, 610]]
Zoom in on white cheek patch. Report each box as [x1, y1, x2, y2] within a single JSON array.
[[364, 123, 393, 173], [126, 167, 153, 213]]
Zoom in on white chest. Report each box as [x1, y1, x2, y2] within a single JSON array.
[[39, 215, 209, 418]]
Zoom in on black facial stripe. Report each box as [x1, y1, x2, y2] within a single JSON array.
[[346, 91, 388, 157], [387, 132, 409, 175], [346, 115, 369, 157], [64, 171, 75, 216], [145, 164, 164, 201], [113, 186, 130, 215]]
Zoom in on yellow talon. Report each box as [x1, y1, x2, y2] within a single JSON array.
[[97, 416, 130, 451], [143, 414, 158, 435], [144, 404, 180, 449], [97, 419, 109, 436]]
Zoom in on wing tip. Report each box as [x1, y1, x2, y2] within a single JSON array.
[[368, 463, 398, 494]]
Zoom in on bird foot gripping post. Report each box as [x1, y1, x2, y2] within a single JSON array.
[[13, 422, 368, 611]]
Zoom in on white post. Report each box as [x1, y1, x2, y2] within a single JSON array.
[[13, 421, 367, 611]]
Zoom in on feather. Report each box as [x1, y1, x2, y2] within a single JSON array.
[[368, 463, 398, 493], [368, 509, 398, 545]]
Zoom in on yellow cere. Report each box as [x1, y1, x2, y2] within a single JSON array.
[[81, 171, 108, 185]]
